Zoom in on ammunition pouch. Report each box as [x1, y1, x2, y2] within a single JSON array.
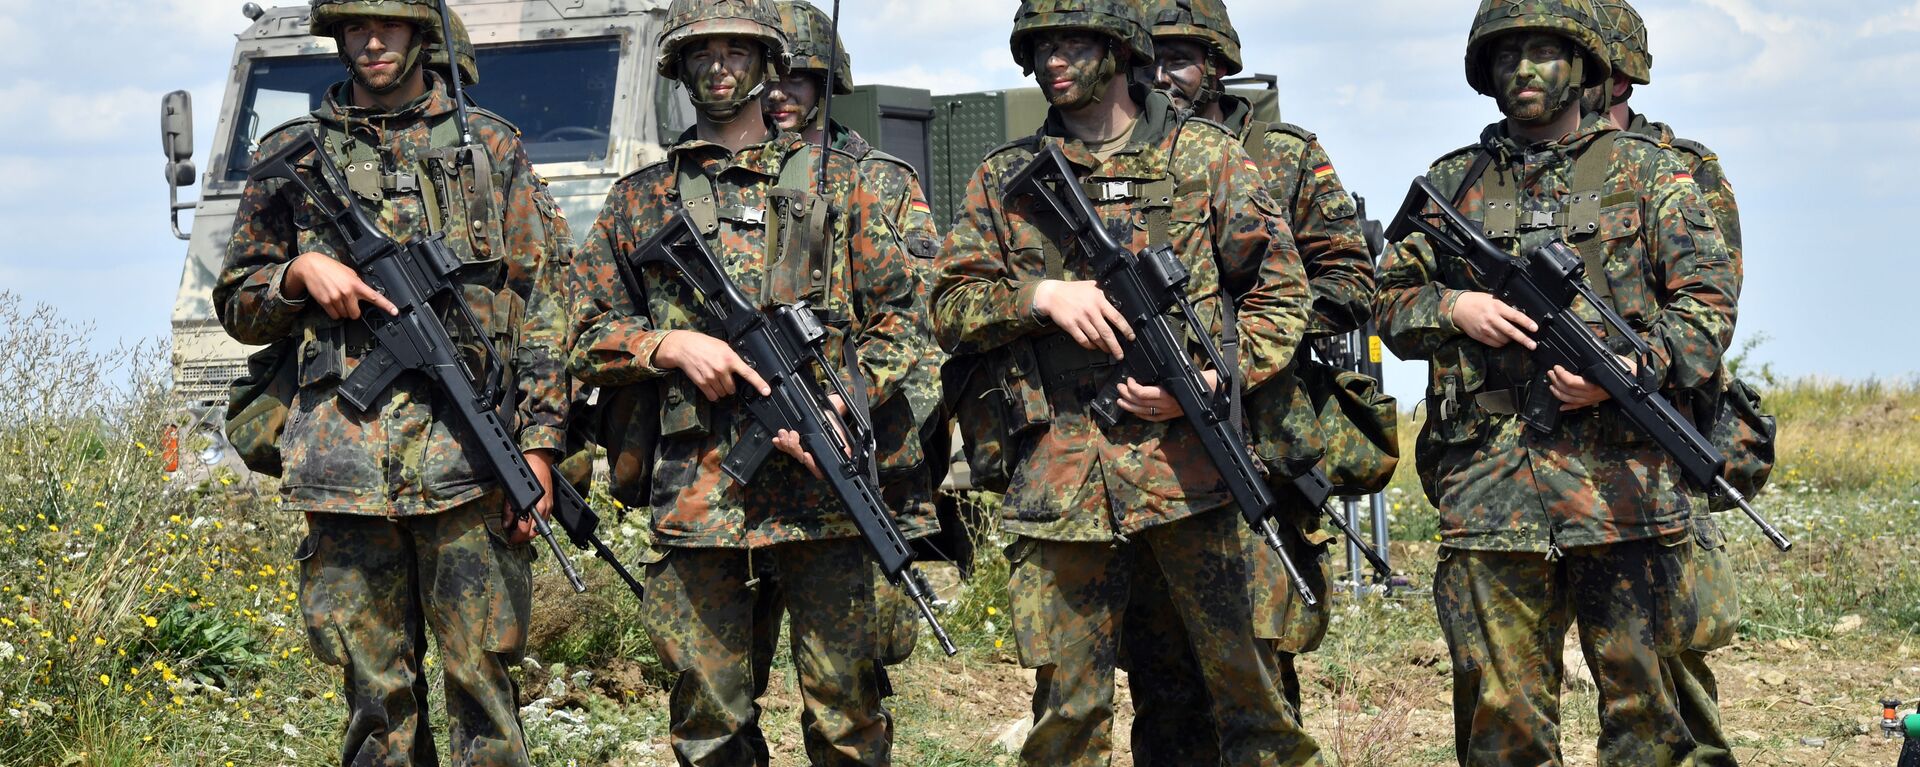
[[1302, 360, 1399, 494], [940, 340, 1051, 494], [225, 337, 301, 477], [1705, 375, 1776, 510]]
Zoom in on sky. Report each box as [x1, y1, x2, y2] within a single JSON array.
[[0, 0, 1915, 407]]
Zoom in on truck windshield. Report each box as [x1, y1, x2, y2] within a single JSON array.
[[223, 55, 336, 182], [224, 36, 622, 181]]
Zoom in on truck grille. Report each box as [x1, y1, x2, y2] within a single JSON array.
[[175, 361, 247, 407]]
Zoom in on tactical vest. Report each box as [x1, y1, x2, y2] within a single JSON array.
[[654, 144, 869, 441], [1470, 130, 1624, 313]]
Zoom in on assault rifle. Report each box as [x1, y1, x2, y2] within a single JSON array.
[[1386, 176, 1792, 551], [249, 128, 614, 593], [618, 215, 959, 656], [1004, 144, 1320, 606]]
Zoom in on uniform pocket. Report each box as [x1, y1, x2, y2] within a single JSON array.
[[1003, 537, 1054, 669], [1650, 528, 1699, 657], [293, 531, 347, 667], [1687, 514, 1740, 651], [479, 510, 534, 658]]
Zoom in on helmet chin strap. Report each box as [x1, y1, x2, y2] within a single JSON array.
[[1188, 60, 1223, 111]]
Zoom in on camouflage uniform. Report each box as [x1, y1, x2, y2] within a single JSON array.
[[1374, 1, 1740, 763], [216, 2, 566, 764], [933, 4, 1321, 764], [1122, 2, 1377, 761], [517, 2, 935, 761], [731, 8, 944, 760], [1598, 3, 1745, 764]]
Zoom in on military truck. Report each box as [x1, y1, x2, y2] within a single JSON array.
[[155, 0, 1278, 478]]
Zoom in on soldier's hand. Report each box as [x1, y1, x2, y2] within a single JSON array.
[[1548, 358, 1632, 411], [654, 330, 773, 402], [285, 252, 399, 321], [1116, 372, 1219, 423], [773, 394, 848, 480], [1452, 292, 1538, 350], [1033, 280, 1134, 359], [518, 449, 560, 543]]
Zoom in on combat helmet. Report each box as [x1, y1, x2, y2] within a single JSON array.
[[655, 0, 791, 79], [775, 0, 852, 95], [425, 7, 479, 86], [1593, 0, 1650, 85], [310, 0, 441, 40], [1464, 0, 1612, 97], [1009, 0, 1156, 76], [1148, 0, 1242, 76]]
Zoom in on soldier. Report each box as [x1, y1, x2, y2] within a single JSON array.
[[1124, 1, 1378, 760], [931, 1, 1322, 764], [216, 1, 568, 764], [519, 0, 934, 763], [716, 1, 945, 760], [1374, 1, 1739, 764], [1588, 3, 1745, 764]]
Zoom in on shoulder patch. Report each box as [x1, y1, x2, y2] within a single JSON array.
[[1266, 121, 1318, 143]]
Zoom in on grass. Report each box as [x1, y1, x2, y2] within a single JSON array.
[[1, 289, 1915, 766]]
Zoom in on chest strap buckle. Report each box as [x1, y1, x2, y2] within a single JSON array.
[[1094, 181, 1135, 202]]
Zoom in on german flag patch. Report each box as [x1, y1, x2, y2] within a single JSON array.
[[1673, 172, 1696, 185], [1243, 158, 1260, 175], [909, 199, 931, 215], [1313, 163, 1336, 181]]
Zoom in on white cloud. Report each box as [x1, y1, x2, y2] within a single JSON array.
[[1861, 1, 1920, 34], [0, 82, 166, 148]]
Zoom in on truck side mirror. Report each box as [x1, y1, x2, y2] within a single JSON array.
[[162, 90, 194, 163], [163, 90, 198, 240]]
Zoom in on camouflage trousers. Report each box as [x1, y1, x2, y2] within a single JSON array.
[[1121, 508, 1332, 766], [1667, 510, 1741, 767], [741, 563, 922, 766], [1435, 534, 1699, 767], [295, 501, 534, 767], [643, 539, 893, 767], [1007, 508, 1324, 767]]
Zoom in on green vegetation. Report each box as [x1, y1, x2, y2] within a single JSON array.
[[0, 291, 1914, 766]]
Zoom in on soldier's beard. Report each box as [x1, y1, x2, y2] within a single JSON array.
[[1496, 76, 1577, 126], [1040, 51, 1118, 111], [348, 46, 422, 96], [686, 59, 769, 123]]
